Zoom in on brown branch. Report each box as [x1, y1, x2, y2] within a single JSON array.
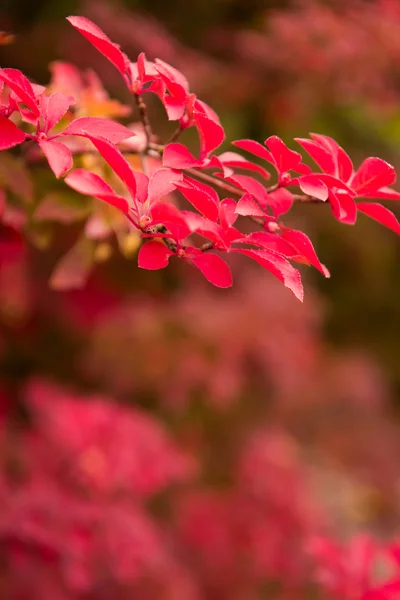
[[134, 94, 153, 148]]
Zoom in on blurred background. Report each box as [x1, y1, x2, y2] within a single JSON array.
[[1, 0, 400, 598]]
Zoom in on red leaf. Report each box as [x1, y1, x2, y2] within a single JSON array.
[[329, 190, 357, 224], [67, 16, 128, 76], [0, 116, 25, 150], [138, 240, 173, 269], [227, 174, 269, 207], [65, 169, 129, 213], [163, 143, 200, 169], [194, 100, 224, 158], [297, 174, 329, 201], [235, 194, 265, 217], [281, 228, 330, 277], [268, 188, 294, 217], [218, 151, 270, 178], [357, 202, 400, 234], [154, 59, 189, 92], [191, 253, 232, 287], [219, 198, 238, 228], [39, 139, 72, 178], [40, 92, 73, 132], [63, 117, 135, 144], [265, 135, 303, 173], [359, 186, 400, 201], [232, 139, 275, 164], [147, 168, 183, 204], [309, 133, 353, 182], [0, 68, 39, 116], [177, 177, 219, 221], [351, 157, 396, 195], [85, 136, 137, 198], [150, 202, 191, 240], [295, 138, 335, 175], [182, 211, 227, 247], [241, 231, 301, 257], [234, 248, 304, 301]]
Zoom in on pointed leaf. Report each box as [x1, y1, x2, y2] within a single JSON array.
[[295, 137, 335, 174], [227, 174, 269, 207], [265, 135, 303, 173], [351, 157, 396, 195], [85, 136, 137, 197], [281, 228, 330, 277], [138, 240, 173, 269], [150, 202, 190, 240], [67, 16, 128, 76], [268, 188, 294, 217], [310, 133, 353, 182], [191, 253, 232, 287], [63, 116, 135, 144], [217, 151, 270, 178], [147, 168, 183, 204], [329, 190, 357, 224], [163, 143, 200, 169], [233, 248, 304, 301], [177, 177, 219, 221], [232, 139, 275, 165], [65, 169, 129, 213], [0, 68, 39, 115], [298, 174, 329, 201], [0, 116, 25, 150], [235, 194, 265, 217], [357, 202, 400, 234], [39, 139, 72, 178], [40, 92, 73, 132]]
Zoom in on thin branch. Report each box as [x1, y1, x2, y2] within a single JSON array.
[[134, 94, 153, 148]]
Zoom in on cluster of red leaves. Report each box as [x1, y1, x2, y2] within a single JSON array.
[[1, 15, 400, 299], [227, 0, 400, 119], [0, 376, 399, 599]]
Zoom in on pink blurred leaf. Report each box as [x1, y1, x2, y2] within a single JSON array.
[[39, 139, 72, 178], [0, 116, 25, 150], [138, 240, 173, 269], [67, 16, 128, 76], [191, 253, 232, 287], [50, 237, 94, 290]]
